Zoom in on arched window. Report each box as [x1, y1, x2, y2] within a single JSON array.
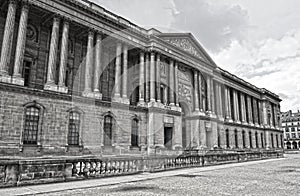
[[234, 130, 238, 148], [68, 112, 80, 145], [225, 129, 230, 148], [217, 129, 221, 148], [255, 132, 258, 148], [23, 106, 40, 145], [261, 133, 264, 148], [131, 119, 139, 147], [242, 130, 246, 148], [249, 131, 253, 148], [104, 115, 113, 146]]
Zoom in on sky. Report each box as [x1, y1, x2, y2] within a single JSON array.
[[91, 0, 300, 112]]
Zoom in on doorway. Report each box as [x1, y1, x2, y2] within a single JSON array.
[[164, 126, 173, 149]]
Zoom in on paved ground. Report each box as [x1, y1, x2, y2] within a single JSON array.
[[1, 154, 299, 196]]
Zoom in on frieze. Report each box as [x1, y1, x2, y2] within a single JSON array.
[[165, 38, 203, 59], [178, 83, 192, 105]]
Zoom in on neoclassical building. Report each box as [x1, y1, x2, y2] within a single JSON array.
[[281, 110, 300, 150], [0, 0, 283, 157]]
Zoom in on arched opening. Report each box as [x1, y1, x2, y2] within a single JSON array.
[[225, 129, 230, 148], [249, 131, 253, 148], [234, 130, 238, 148], [261, 133, 264, 148], [131, 118, 139, 147], [255, 132, 258, 148], [292, 141, 297, 149], [103, 115, 113, 146], [242, 130, 246, 148], [286, 141, 291, 149]]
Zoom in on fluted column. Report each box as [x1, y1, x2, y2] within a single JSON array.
[[174, 62, 179, 106], [57, 20, 69, 92], [12, 2, 29, 85], [145, 53, 150, 102], [206, 76, 212, 113], [0, 0, 17, 79], [193, 70, 199, 111], [93, 33, 102, 98], [150, 52, 155, 102], [113, 42, 122, 98], [156, 54, 161, 103], [233, 90, 240, 123], [83, 31, 94, 96], [211, 78, 215, 115], [169, 59, 175, 105], [225, 86, 232, 121], [217, 84, 224, 119], [198, 73, 203, 112], [45, 17, 60, 89], [138, 52, 145, 104], [253, 98, 259, 126], [122, 44, 128, 99], [240, 93, 247, 124], [247, 96, 254, 125]]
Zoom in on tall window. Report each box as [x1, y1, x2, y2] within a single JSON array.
[[234, 130, 238, 148], [255, 132, 258, 148], [131, 119, 139, 147], [249, 131, 253, 148], [23, 107, 40, 144], [226, 129, 230, 148], [261, 133, 264, 148], [104, 115, 113, 146], [68, 112, 80, 145], [242, 130, 246, 148], [271, 133, 274, 148], [276, 134, 279, 148]]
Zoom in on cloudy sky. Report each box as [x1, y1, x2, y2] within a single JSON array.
[[92, 0, 300, 112]]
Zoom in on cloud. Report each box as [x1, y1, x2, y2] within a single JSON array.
[[170, 0, 250, 52]]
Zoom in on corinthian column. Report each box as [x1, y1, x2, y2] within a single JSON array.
[[217, 84, 224, 120], [174, 62, 179, 106], [194, 70, 199, 112], [82, 31, 94, 97], [233, 90, 240, 123], [198, 73, 203, 112], [169, 59, 175, 105], [45, 17, 60, 90], [156, 54, 161, 103], [94, 33, 102, 99], [113, 42, 122, 99], [0, 0, 17, 81], [211, 78, 215, 115], [247, 95, 254, 125], [150, 52, 156, 102], [206, 76, 212, 113], [240, 93, 247, 124], [12, 2, 29, 85], [58, 20, 69, 93], [122, 44, 128, 99], [145, 53, 150, 102], [138, 52, 145, 104]]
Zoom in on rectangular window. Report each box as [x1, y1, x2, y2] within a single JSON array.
[[68, 112, 80, 145], [23, 107, 39, 145]]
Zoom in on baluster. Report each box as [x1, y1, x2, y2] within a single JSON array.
[[95, 162, 100, 175], [72, 162, 78, 176]]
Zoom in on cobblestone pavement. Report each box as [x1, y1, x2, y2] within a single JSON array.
[[41, 154, 300, 196]]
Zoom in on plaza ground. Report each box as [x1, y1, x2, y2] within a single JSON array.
[[1, 154, 299, 196]]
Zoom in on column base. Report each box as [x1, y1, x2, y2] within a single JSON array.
[[171, 105, 182, 112], [94, 92, 102, 100], [137, 101, 146, 107], [255, 123, 260, 128], [235, 120, 241, 124], [44, 83, 58, 91], [112, 96, 130, 104], [11, 76, 24, 86], [218, 116, 225, 121], [226, 118, 234, 123], [0, 73, 11, 83], [242, 121, 248, 126], [82, 91, 94, 98], [58, 85, 68, 93]]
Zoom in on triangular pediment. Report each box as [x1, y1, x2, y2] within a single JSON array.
[[158, 33, 217, 67]]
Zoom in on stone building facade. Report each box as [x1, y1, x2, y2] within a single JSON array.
[[281, 110, 300, 150], [0, 0, 283, 157]]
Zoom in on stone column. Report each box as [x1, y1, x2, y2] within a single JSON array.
[[156, 54, 161, 103], [145, 53, 150, 102], [113, 42, 122, 99], [224, 86, 232, 121], [83, 31, 94, 97], [240, 93, 247, 124], [58, 20, 69, 93], [12, 2, 29, 85], [210, 78, 215, 115], [150, 52, 156, 102], [0, 0, 17, 81], [93, 33, 102, 98], [258, 100, 264, 126], [233, 90, 240, 123], [206, 76, 212, 113], [198, 73, 203, 113], [193, 70, 200, 112], [247, 95, 254, 125], [217, 84, 224, 120], [122, 44, 128, 100], [174, 61, 179, 106], [253, 98, 259, 126], [169, 59, 175, 105], [270, 103, 274, 128], [138, 52, 145, 104], [262, 100, 269, 127], [45, 17, 60, 90]]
